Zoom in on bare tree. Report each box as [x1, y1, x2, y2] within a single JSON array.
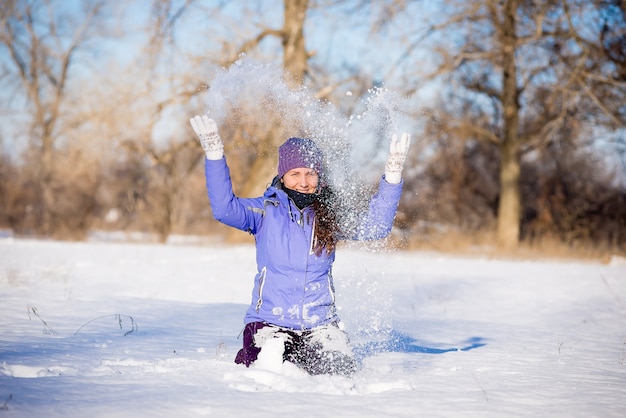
[[0, 0, 110, 236], [92, 0, 212, 241], [411, 0, 626, 248]]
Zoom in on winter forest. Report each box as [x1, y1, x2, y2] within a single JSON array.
[[1, 0, 624, 255], [1, 2, 626, 417]]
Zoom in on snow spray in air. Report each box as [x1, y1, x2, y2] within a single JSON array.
[[201, 56, 414, 220]]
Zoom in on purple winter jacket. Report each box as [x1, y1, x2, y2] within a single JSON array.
[[205, 157, 402, 331]]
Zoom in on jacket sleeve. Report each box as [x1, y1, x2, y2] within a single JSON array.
[[352, 175, 403, 241], [204, 157, 264, 234]]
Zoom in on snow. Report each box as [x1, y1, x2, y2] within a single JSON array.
[[1, 237, 625, 417]]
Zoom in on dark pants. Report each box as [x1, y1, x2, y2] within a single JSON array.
[[234, 321, 357, 376]]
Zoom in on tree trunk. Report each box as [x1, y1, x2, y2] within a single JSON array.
[[282, 0, 309, 88], [40, 132, 55, 236], [497, 136, 521, 248], [496, 0, 521, 249]]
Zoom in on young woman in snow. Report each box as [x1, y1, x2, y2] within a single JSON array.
[[189, 114, 410, 376]]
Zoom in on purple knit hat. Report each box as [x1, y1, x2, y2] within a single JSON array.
[[277, 137, 324, 178]]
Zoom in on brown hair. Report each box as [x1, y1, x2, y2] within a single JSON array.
[[312, 186, 340, 256]]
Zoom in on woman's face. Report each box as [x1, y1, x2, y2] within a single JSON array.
[[281, 167, 319, 194]]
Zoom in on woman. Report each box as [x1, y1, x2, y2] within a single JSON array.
[[190, 114, 410, 376]]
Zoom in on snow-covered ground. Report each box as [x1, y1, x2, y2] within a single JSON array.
[[1, 237, 625, 417]]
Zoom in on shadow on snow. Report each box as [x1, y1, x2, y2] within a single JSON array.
[[353, 331, 487, 360]]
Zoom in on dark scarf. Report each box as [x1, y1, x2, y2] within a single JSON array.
[[283, 187, 318, 210]]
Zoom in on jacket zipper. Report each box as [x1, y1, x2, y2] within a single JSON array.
[[255, 266, 267, 313]]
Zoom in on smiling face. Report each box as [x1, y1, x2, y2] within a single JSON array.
[[281, 167, 319, 194]]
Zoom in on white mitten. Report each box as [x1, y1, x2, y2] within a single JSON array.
[[189, 114, 224, 160], [384, 133, 411, 184]]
